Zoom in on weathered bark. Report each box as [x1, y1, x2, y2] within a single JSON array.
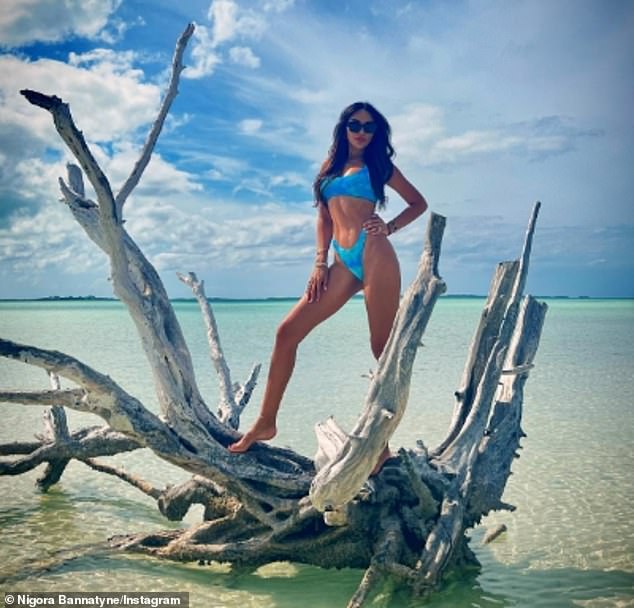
[[0, 23, 547, 606]]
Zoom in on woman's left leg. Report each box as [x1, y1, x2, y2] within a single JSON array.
[[363, 236, 401, 358], [362, 235, 401, 473]]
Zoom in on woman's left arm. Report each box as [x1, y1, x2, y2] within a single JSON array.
[[384, 165, 428, 235], [363, 165, 428, 236]]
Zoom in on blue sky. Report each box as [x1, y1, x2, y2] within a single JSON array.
[[0, 0, 632, 299]]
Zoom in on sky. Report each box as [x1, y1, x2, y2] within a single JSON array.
[[0, 0, 632, 299]]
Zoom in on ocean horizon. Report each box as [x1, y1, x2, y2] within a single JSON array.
[[2, 294, 631, 303]]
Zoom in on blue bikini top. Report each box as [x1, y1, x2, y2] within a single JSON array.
[[320, 165, 377, 204]]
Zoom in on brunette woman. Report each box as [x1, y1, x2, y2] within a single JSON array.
[[229, 102, 428, 472]]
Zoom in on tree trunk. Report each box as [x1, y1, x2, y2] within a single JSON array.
[[0, 24, 547, 606]]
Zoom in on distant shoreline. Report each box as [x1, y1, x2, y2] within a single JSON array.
[[0, 294, 631, 303]]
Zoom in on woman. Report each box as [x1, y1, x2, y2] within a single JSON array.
[[229, 102, 428, 472]]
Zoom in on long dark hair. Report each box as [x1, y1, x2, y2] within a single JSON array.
[[313, 101, 395, 208]]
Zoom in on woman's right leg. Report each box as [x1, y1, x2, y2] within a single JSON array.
[[229, 261, 361, 452]]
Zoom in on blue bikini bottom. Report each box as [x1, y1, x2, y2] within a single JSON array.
[[333, 229, 367, 281]]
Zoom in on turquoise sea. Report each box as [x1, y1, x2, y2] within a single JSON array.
[[0, 297, 633, 607]]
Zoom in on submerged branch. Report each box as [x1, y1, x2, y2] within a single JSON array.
[[82, 458, 162, 499]]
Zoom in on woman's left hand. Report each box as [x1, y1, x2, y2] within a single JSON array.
[[363, 214, 388, 236]]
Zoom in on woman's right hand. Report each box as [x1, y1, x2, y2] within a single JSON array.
[[306, 266, 328, 303]]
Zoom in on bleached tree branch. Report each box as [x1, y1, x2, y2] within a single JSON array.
[[0, 425, 141, 478], [115, 23, 195, 214], [177, 271, 261, 429], [0, 389, 87, 408], [438, 202, 541, 467], [20, 89, 118, 225], [177, 272, 235, 413], [434, 259, 518, 456]]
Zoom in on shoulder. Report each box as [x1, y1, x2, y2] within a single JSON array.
[[385, 165, 426, 206], [387, 164, 407, 186], [386, 165, 414, 190]]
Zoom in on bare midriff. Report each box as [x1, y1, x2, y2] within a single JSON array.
[[327, 196, 376, 248]]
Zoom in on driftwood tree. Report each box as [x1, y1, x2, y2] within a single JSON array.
[[0, 24, 547, 606]]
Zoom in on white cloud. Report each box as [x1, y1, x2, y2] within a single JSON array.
[[185, 24, 221, 79], [208, 0, 266, 46], [387, 103, 597, 169], [0, 171, 241, 294], [186, 0, 268, 78], [209, 0, 240, 45], [269, 172, 311, 189], [432, 130, 522, 158], [0, 53, 160, 145], [200, 154, 252, 182], [425, 118, 598, 166], [0, 156, 69, 226], [232, 175, 271, 198], [288, 87, 331, 105], [229, 46, 261, 68], [202, 156, 312, 195], [239, 119, 263, 135], [0, 200, 104, 279], [97, 15, 145, 45], [93, 141, 203, 199], [263, 0, 295, 13], [391, 104, 445, 162], [68, 48, 136, 71], [0, 0, 121, 48], [125, 199, 315, 273]]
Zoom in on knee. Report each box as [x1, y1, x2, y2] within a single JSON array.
[[275, 319, 302, 351]]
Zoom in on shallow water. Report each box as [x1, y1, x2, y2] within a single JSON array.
[[0, 297, 633, 607]]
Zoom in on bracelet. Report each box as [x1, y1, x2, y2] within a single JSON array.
[[387, 220, 398, 235], [315, 262, 328, 269]]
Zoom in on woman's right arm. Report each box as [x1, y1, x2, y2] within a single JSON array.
[[307, 203, 333, 303]]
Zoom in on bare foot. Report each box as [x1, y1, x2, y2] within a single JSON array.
[[228, 420, 277, 453], [370, 445, 393, 476]]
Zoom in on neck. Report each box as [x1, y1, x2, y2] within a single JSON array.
[[347, 151, 364, 163]]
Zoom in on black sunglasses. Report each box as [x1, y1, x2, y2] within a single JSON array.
[[347, 119, 377, 134]]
